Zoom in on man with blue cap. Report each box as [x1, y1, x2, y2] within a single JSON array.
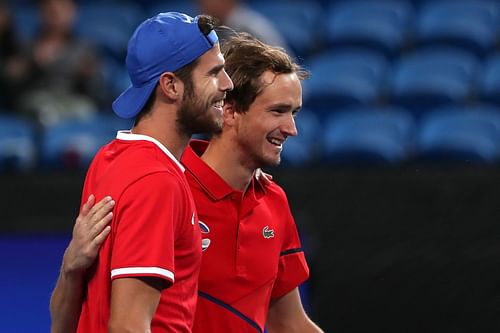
[[50, 12, 233, 333], [51, 29, 327, 332]]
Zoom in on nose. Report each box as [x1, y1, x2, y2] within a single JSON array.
[[219, 69, 234, 92], [282, 114, 298, 137]]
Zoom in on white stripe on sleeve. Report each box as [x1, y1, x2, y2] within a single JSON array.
[[111, 267, 175, 282]]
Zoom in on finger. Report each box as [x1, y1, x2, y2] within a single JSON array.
[[92, 199, 115, 225], [80, 194, 96, 217], [93, 225, 111, 248], [88, 196, 113, 220], [91, 212, 113, 238]]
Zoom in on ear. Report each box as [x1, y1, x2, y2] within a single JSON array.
[[223, 100, 238, 127], [158, 72, 181, 101]]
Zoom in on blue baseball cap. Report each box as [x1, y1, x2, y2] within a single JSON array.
[[112, 12, 219, 119]]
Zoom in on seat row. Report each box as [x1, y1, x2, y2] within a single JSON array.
[[0, 114, 132, 171], [303, 47, 500, 117], [11, 0, 500, 61], [281, 104, 500, 166], [1, 105, 499, 171]]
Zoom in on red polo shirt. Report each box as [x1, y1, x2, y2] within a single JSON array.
[[77, 131, 201, 333], [182, 140, 309, 333]]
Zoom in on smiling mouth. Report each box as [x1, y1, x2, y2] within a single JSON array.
[[267, 137, 284, 148], [212, 99, 224, 109], [211, 93, 226, 110]]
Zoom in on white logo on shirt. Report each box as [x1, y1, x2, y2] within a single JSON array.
[[191, 212, 195, 225], [199, 220, 211, 251]]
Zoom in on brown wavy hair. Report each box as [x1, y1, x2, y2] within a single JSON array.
[[221, 32, 309, 113]]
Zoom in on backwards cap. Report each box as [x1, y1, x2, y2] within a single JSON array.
[[112, 12, 218, 119]]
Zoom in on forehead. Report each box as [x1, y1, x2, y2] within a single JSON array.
[[254, 71, 302, 106], [192, 43, 225, 73]]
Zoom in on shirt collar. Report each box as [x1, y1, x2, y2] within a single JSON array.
[[181, 140, 267, 200], [116, 130, 185, 172]]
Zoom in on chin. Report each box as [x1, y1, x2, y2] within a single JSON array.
[[260, 155, 281, 168]]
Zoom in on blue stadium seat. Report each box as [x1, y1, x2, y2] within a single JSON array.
[[280, 110, 321, 166], [479, 53, 500, 106], [323, 106, 416, 165], [387, 48, 479, 116], [303, 49, 388, 116], [416, 105, 500, 164], [325, 0, 413, 57], [40, 114, 128, 170], [75, 2, 145, 60], [415, 0, 499, 57], [101, 55, 132, 100], [95, 113, 134, 133], [0, 115, 37, 171], [249, 0, 322, 58]]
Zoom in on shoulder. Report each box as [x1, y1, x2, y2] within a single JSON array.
[[119, 172, 190, 214], [263, 177, 289, 201], [120, 141, 180, 174], [110, 142, 184, 192]]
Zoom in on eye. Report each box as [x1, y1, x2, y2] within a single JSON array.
[[208, 65, 225, 77], [292, 108, 302, 118]]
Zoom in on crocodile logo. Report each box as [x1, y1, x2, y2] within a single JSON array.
[[262, 226, 275, 239]]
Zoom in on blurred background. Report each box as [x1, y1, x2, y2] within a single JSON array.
[[1, 0, 500, 331]]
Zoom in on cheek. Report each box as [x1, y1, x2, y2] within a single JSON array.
[[201, 80, 219, 100], [241, 120, 267, 143], [210, 79, 221, 94], [200, 77, 217, 91]]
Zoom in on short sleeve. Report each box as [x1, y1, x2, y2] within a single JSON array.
[[110, 172, 184, 285], [271, 194, 310, 299]]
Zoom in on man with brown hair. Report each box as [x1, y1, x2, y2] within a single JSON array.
[[184, 32, 322, 333], [52, 32, 323, 332]]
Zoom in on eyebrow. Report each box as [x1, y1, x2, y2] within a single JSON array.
[[208, 64, 225, 75], [267, 103, 302, 112]]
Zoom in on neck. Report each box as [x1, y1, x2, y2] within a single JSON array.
[[132, 109, 190, 161], [201, 136, 255, 191]]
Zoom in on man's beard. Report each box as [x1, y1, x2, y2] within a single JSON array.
[[177, 83, 223, 136]]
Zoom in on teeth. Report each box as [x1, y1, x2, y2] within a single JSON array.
[[213, 100, 224, 108], [269, 138, 282, 146]]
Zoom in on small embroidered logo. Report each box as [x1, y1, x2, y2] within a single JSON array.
[[262, 226, 275, 239], [199, 220, 211, 251]]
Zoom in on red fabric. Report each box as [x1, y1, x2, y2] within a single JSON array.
[[183, 140, 309, 332], [77, 135, 201, 333]]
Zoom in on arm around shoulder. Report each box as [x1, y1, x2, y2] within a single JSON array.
[[50, 195, 114, 333]]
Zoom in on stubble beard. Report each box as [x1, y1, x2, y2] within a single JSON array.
[[237, 134, 282, 170], [177, 83, 223, 136]]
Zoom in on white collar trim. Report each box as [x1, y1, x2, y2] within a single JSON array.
[[116, 130, 185, 172]]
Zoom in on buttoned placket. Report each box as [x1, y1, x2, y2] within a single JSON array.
[[234, 189, 261, 276]]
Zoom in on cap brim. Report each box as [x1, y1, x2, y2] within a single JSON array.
[[112, 80, 158, 119]]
